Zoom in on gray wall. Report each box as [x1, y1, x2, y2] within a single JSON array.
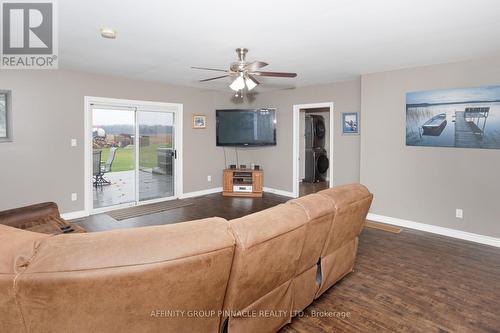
[[360, 56, 500, 238], [0, 70, 361, 214], [0, 70, 224, 213], [215, 79, 361, 192]]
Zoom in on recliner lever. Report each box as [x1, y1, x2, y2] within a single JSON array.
[[220, 317, 228, 333], [316, 258, 322, 286]]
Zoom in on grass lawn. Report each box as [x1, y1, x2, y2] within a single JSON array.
[[98, 144, 171, 172]]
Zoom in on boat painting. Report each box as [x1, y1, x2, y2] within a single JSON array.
[[421, 113, 447, 136], [406, 85, 500, 149]]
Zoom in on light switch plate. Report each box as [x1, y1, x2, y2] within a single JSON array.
[[71, 139, 77, 147]]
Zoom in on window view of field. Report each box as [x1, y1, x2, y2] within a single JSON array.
[[92, 109, 173, 172], [98, 141, 172, 172]]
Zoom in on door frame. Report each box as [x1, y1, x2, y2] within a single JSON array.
[[84, 96, 183, 215], [292, 102, 334, 198]]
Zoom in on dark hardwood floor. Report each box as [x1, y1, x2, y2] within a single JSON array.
[[281, 227, 500, 333], [73, 193, 500, 333], [73, 192, 287, 232], [299, 181, 329, 197]]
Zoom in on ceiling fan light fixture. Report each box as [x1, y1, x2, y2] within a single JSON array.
[[230, 75, 245, 91], [193, 48, 297, 91], [245, 76, 257, 91]]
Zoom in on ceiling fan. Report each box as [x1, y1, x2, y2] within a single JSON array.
[[191, 48, 297, 92]]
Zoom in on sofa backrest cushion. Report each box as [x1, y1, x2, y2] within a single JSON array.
[[318, 184, 373, 255], [315, 184, 373, 296], [287, 193, 336, 312], [223, 203, 308, 332], [224, 203, 308, 309], [0, 225, 50, 274], [288, 193, 335, 275], [0, 225, 51, 333]]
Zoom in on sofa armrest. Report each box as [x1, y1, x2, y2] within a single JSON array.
[[0, 202, 61, 230]]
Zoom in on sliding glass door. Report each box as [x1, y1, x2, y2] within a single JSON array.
[[91, 104, 178, 212], [138, 111, 175, 202]]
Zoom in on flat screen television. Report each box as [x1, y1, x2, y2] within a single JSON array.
[[216, 109, 277, 146]]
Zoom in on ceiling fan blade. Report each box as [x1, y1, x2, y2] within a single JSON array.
[[191, 66, 228, 73], [246, 61, 268, 72], [248, 75, 260, 85], [199, 75, 229, 82], [251, 71, 297, 78]]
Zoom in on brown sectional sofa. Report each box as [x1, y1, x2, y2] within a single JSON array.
[[0, 184, 372, 333]]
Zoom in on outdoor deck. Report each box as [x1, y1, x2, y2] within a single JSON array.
[[93, 170, 173, 208]]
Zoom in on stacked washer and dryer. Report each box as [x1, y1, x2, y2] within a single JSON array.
[[304, 115, 329, 183]]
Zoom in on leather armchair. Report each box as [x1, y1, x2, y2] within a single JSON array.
[[0, 202, 85, 234]]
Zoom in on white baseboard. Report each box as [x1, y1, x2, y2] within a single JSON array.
[[61, 210, 88, 221], [179, 187, 223, 199], [263, 187, 296, 198], [367, 213, 500, 248]]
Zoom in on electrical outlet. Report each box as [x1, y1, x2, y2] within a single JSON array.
[[456, 209, 463, 219], [71, 138, 77, 147], [71, 193, 78, 201], [207, 175, 212, 182]]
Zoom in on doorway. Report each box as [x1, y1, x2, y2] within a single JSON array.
[[292, 102, 334, 198], [84, 97, 183, 214]]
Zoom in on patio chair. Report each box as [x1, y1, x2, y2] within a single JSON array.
[[93, 150, 103, 189], [99, 147, 117, 185]]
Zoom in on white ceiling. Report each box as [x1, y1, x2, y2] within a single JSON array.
[[60, 0, 500, 91]]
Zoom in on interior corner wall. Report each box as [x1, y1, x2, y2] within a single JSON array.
[[0, 70, 223, 214], [215, 79, 361, 193], [360, 56, 500, 238]]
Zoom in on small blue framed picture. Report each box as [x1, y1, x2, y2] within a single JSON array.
[[342, 112, 359, 135]]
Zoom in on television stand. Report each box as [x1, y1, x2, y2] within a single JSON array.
[[223, 168, 263, 198]]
